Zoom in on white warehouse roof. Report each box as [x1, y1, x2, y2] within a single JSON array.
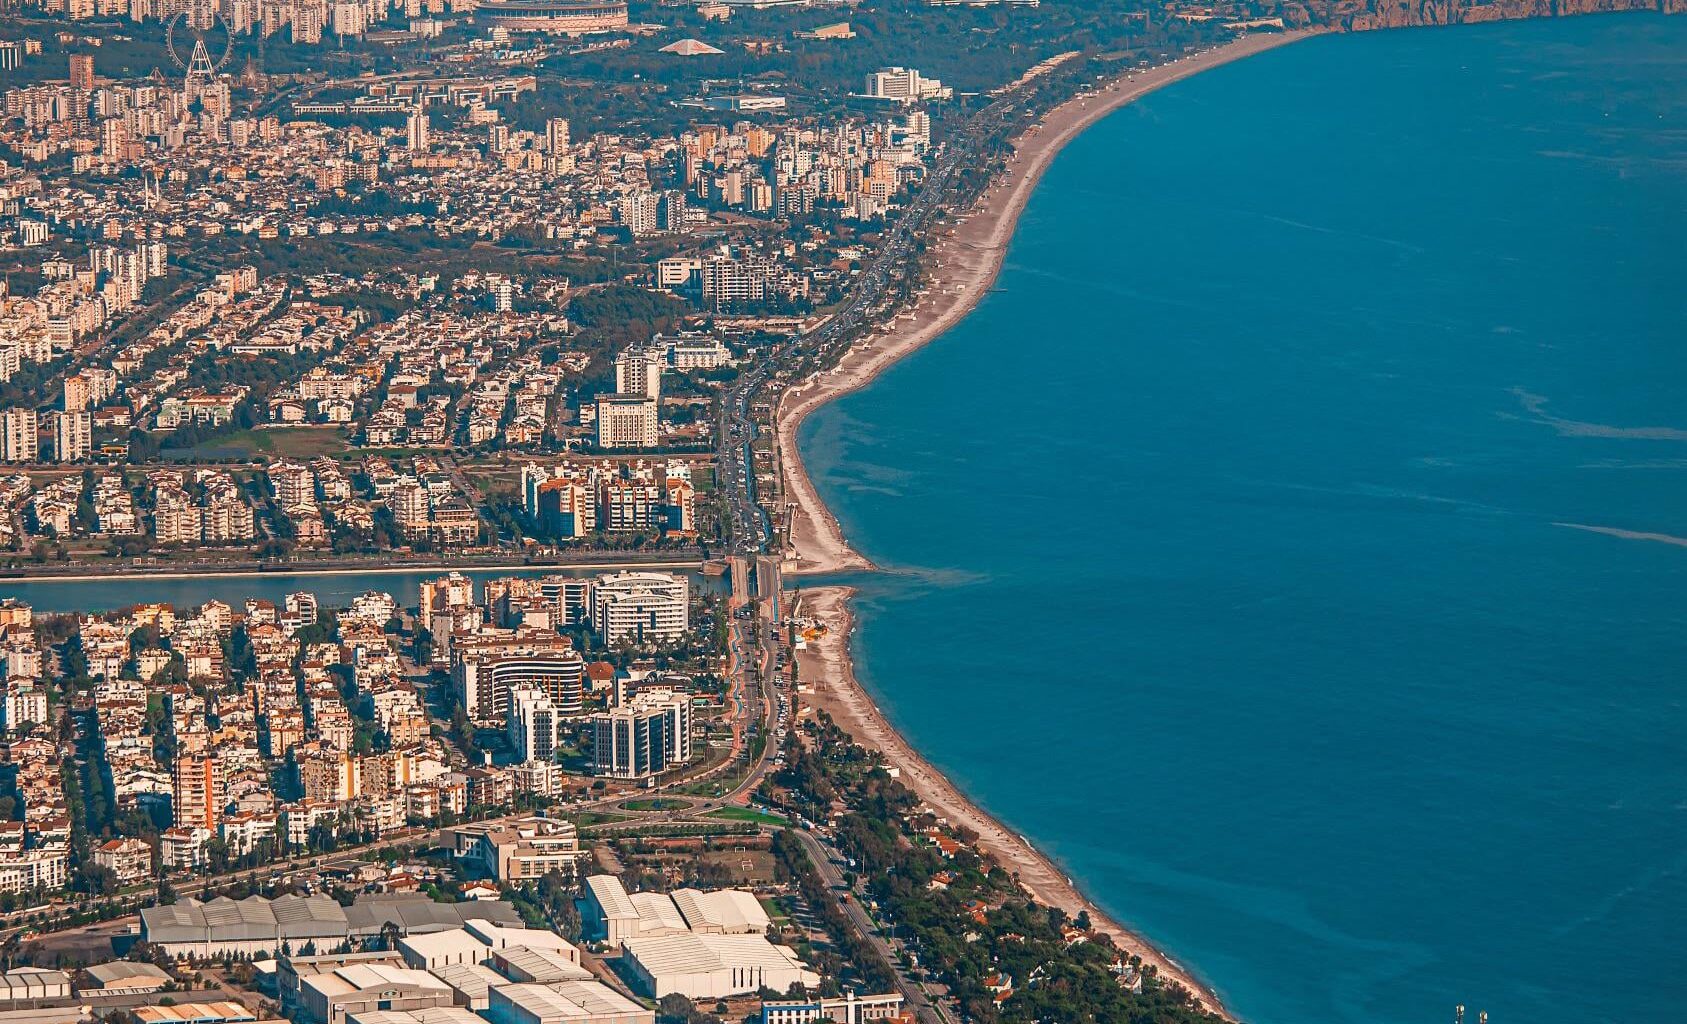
[[583, 875, 637, 920], [397, 927, 492, 968], [628, 892, 688, 934], [488, 981, 652, 1024], [348, 1010, 486, 1024], [494, 945, 594, 984], [670, 888, 769, 934], [467, 920, 579, 957], [430, 962, 506, 1007], [620, 932, 818, 1000]]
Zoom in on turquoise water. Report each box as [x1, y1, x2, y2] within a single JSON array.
[[800, 16, 1687, 1024]]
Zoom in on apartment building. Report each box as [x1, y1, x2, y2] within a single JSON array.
[[594, 394, 658, 449], [591, 571, 689, 643], [508, 686, 562, 765], [453, 634, 584, 721], [0, 409, 37, 462], [53, 409, 92, 462], [173, 754, 226, 830], [589, 690, 691, 779]]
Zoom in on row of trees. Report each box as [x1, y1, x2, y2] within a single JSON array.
[[769, 714, 1224, 1023]]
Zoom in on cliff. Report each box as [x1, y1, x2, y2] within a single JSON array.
[[1279, 0, 1684, 31]]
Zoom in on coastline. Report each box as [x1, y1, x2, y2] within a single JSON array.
[[776, 28, 1312, 578], [794, 585, 1231, 1015], [773, 31, 1316, 1019]]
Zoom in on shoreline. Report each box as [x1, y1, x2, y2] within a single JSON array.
[[777, 28, 1312, 578], [793, 585, 1230, 1015], [774, 31, 1316, 1019]]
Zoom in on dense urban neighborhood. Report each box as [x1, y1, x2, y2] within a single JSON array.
[[0, 0, 1640, 1018]]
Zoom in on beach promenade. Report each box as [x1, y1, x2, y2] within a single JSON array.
[[773, 31, 1316, 1019]]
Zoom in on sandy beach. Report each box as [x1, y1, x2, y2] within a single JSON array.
[[794, 585, 1229, 1015], [777, 28, 1311, 577], [772, 31, 1319, 1018]]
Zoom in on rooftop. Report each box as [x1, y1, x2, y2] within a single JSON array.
[[430, 962, 506, 1003], [302, 963, 449, 999], [143, 893, 520, 945], [621, 932, 810, 975], [131, 1003, 258, 1024], [347, 1010, 485, 1024], [398, 927, 491, 962], [490, 981, 645, 1021], [494, 944, 594, 983], [84, 960, 174, 986], [670, 887, 769, 933]]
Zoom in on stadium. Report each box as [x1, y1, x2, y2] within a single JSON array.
[[475, 0, 630, 34]]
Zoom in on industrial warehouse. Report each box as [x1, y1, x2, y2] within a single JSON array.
[[582, 875, 819, 999], [124, 882, 870, 1022], [139, 893, 524, 958]]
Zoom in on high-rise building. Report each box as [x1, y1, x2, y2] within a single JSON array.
[[0, 409, 37, 463], [299, 747, 362, 802], [508, 686, 561, 764], [531, 477, 595, 541], [268, 461, 316, 513], [540, 574, 594, 625], [330, 0, 368, 36], [454, 636, 584, 721], [658, 190, 689, 233], [589, 690, 691, 779], [591, 571, 689, 643], [617, 191, 659, 237], [546, 116, 570, 153], [902, 110, 932, 148], [69, 54, 95, 91], [594, 394, 658, 450], [173, 754, 226, 830], [614, 346, 663, 400], [53, 411, 91, 463], [100, 116, 129, 158], [63, 374, 91, 414], [389, 480, 430, 530], [2, 682, 48, 733], [68, 367, 118, 408], [406, 105, 430, 152]]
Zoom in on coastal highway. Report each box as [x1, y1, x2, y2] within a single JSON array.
[[716, 89, 1027, 556], [704, 84, 1036, 1024], [793, 828, 954, 1024]]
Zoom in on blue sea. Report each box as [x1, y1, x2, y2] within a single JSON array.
[[799, 16, 1687, 1024]]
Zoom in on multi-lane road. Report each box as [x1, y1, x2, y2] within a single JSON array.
[[704, 90, 1040, 1024], [792, 828, 953, 1024], [715, 92, 1026, 557]]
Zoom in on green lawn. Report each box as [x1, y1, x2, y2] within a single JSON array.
[[621, 798, 691, 811], [758, 895, 793, 924], [172, 426, 351, 461], [575, 811, 631, 827], [462, 466, 520, 500], [706, 806, 789, 827]]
